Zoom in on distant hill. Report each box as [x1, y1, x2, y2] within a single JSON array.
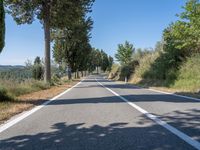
[[0, 65, 32, 80], [0, 65, 25, 72]]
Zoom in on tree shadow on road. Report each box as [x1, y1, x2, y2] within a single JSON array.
[[137, 108, 200, 142], [0, 121, 194, 150]]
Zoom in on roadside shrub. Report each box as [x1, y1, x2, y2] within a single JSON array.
[[32, 64, 43, 80], [51, 74, 62, 85], [119, 64, 134, 81], [130, 52, 159, 81], [108, 64, 120, 79], [173, 54, 200, 91], [0, 87, 13, 102], [30, 80, 50, 91], [0, 79, 51, 97]]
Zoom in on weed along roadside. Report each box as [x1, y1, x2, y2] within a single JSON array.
[[109, 53, 200, 100], [0, 79, 80, 124]]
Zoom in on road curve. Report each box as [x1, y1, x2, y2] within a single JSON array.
[[0, 75, 200, 150]]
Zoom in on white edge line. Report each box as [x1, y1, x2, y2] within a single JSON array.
[[108, 79, 200, 102], [96, 78, 200, 150], [148, 88, 200, 102], [0, 79, 84, 134]]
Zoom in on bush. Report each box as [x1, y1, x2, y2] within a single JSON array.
[[119, 64, 134, 81], [0, 87, 13, 102], [51, 74, 61, 85], [32, 64, 43, 80], [30, 80, 50, 91], [131, 52, 159, 81], [108, 64, 120, 79], [173, 54, 200, 91]]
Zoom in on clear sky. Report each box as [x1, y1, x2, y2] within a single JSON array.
[[0, 0, 187, 65]]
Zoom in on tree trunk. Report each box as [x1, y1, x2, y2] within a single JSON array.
[[77, 70, 80, 79], [125, 76, 128, 84], [97, 66, 99, 74], [84, 71, 86, 76], [67, 66, 72, 80], [43, 2, 51, 83]]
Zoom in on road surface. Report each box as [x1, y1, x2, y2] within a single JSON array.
[[0, 75, 200, 150]]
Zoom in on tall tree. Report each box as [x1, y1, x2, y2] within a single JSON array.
[[115, 41, 135, 65], [32, 56, 43, 80], [53, 17, 93, 77], [0, 0, 5, 53], [100, 50, 109, 72], [5, 0, 94, 82], [107, 56, 114, 71]]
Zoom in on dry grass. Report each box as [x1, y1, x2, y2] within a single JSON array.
[[0, 80, 79, 124]]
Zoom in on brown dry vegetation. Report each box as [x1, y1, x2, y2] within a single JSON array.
[[0, 80, 79, 124]]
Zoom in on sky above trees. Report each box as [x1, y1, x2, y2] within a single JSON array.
[[0, 0, 187, 65]]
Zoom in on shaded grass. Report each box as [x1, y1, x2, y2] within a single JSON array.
[[0, 87, 14, 102]]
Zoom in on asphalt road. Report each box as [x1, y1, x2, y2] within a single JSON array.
[[0, 75, 200, 150]]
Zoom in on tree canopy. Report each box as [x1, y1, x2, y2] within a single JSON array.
[[5, 0, 94, 82], [115, 41, 135, 65]]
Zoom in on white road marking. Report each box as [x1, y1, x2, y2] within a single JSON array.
[[148, 88, 200, 102], [96, 79, 200, 150], [0, 79, 84, 134], [107, 78, 200, 102]]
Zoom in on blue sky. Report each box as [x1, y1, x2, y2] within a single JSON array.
[[0, 0, 187, 65]]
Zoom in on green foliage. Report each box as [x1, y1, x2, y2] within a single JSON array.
[[32, 64, 43, 80], [51, 74, 61, 85], [52, 17, 93, 74], [155, 41, 164, 52], [0, 67, 32, 81], [34, 56, 41, 64], [115, 41, 134, 65], [132, 48, 152, 62], [0, 0, 5, 52], [173, 54, 200, 91], [108, 64, 121, 80], [107, 56, 114, 72], [162, 0, 200, 58], [136, 0, 200, 84], [32, 57, 43, 80], [133, 52, 159, 79], [5, 0, 94, 27], [0, 79, 50, 98], [87, 49, 97, 72], [5, 0, 94, 82], [120, 65, 133, 80], [100, 50, 109, 72], [0, 87, 13, 102], [93, 49, 102, 70]]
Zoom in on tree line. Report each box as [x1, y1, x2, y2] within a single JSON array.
[[114, 0, 200, 83], [0, 0, 113, 82]]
